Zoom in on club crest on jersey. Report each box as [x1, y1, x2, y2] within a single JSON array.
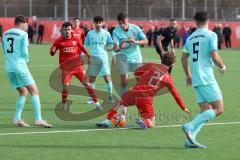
[[72, 41, 77, 46]]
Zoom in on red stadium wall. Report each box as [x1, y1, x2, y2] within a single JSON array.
[[1, 18, 240, 48]]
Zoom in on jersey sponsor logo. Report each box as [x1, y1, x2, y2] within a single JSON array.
[[63, 47, 76, 53]]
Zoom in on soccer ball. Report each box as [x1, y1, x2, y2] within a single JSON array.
[[111, 114, 127, 127]]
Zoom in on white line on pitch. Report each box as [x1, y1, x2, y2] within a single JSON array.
[[0, 121, 239, 136]]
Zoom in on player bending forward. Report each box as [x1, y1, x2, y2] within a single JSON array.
[[96, 52, 190, 128], [50, 22, 102, 110]]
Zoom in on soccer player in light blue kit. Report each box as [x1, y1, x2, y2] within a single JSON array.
[[112, 12, 148, 114], [84, 16, 114, 103], [181, 11, 226, 148], [2, 15, 52, 128]]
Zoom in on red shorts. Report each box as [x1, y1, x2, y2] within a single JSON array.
[[122, 85, 155, 119], [61, 66, 87, 84]]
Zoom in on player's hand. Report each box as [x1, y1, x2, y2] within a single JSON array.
[[219, 65, 226, 76], [183, 108, 191, 115], [129, 36, 137, 44], [120, 41, 127, 49], [186, 76, 192, 87]]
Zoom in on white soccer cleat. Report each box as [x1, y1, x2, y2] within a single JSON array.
[[95, 102, 103, 110], [35, 120, 53, 128], [87, 98, 94, 104], [12, 119, 30, 127]]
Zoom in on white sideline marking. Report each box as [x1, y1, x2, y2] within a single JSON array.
[[0, 121, 239, 136]]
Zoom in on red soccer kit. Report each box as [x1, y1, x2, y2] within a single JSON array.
[[50, 36, 89, 84], [72, 28, 85, 43], [50, 35, 98, 103], [108, 63, 186, 120]]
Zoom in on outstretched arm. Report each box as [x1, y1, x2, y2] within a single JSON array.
[[165, 76, 190, 114]]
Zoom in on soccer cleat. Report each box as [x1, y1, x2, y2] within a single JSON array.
[[185, 140, 207, 149], [108, 95, 115, 104], [95, 102, 103, 110], [12, 119, 30, 127], [135, 119, 147, 129], [96, 119, 110, 128], [35, 120, 53, 128], [87, 98, 94, 104], [182, 124, 196, 144]]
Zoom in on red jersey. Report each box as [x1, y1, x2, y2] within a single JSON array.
[[127, 63, 186, 110], [50, 36, 89, 70], [72, 28, 85, 43]]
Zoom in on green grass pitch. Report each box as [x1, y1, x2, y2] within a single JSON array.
[[0, 44, 239, 160]]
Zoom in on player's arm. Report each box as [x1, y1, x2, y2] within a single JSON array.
[[210, 33, 226, 75], [50, 39, 59, 56], [22, 33, 30, 62], [112, 31, 121, 52], [156, 34, 165, 54], [169, 39, 175, 55], [78, 40, 91, 64], [130, 26, 148, 45], [165, 76, 191, 114], [181, 43, 192, 87]]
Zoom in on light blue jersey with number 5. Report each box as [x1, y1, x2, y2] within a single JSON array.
[[183, 28, 218, 87], [2, 28, 29, 72]]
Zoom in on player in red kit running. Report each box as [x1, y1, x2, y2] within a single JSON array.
[[50, 22, 102, 110], [96, 52, 190, 128], [72, 17, 85, 43]]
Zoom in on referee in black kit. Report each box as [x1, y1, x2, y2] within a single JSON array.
[[155, 19, 177, 73]]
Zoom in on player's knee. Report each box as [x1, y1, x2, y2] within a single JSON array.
[[27, 86, 39, 96], [18, 88, 28, 96], [216, 108, 224, 116]]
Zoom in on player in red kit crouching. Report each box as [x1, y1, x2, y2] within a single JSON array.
[[50, 22, 102, 110], [96, 52, 190, 128]]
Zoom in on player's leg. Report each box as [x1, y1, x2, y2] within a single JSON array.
[[96, 101, 122, 127], [96, 90, 136, 127], [25, 84, 52, 128], [7, 72, 29, 127], [75, 68, 101, 109], [120, 74, 128, 114], [87, 76, 97, 104], [183, 84, 223, 148], [61, 70, 72, 108], [103, 75, 114, 103], [13, 87, 30, 127]]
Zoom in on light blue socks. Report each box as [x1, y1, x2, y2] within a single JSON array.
[[31, 95, 42, 121], [15, 96, 26, 120], [106, 81, 113, 96], [188, 109, 216, 130]]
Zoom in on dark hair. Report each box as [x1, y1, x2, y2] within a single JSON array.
[[117, 12, 127, 21], [194, 11, 209, 23], [93, 16, 104, 23], [170, 18, 176, 22], [161, 52, 176, 67], [62, 22, 72, 28], [14, 15, 27, 25], [73, 17, 80, 21]]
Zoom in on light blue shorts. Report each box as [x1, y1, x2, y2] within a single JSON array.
[[87, 57, 110, 77], [116, 54, 142, 75], [194, 83, 222, 103], [7, 69, 35, 88]]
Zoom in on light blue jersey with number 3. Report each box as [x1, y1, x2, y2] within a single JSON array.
[[2, 28, 29, 72], [183, 28, 218, 87]]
